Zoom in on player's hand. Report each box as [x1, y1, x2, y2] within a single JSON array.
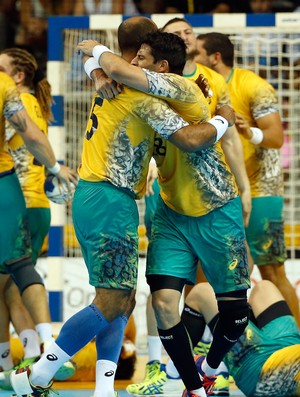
[[195, 74, 213, 99], [56, 165, 78, 191], [235, 113, 252, 140], [216, 104, 235, 126], [77, 40, 102, 56], [91, 69, 123, 99]]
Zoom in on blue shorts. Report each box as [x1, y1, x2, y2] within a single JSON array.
[[147, 196, 250, 294], [72, 180, 139, 290], [246, 196, 287, 266]]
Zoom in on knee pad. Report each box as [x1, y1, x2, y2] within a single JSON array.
[[217, 297, 249, 342], [4, 255, 44, 294]]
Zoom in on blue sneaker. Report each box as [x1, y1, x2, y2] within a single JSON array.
[[194, 355, 216, 396]]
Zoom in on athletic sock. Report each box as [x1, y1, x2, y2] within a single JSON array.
[[94, 359, 117, 397], [166, 359, 180, 378], [0, 341, 13, 370], [96, 314, 128, 363], [147, 335, 162, 363], [35, 323, 53, 344], [191, 386, 207, 397], [201, 357, 217, 377], [55, 304, 110, 356], [158, 321, 202, 391], [181, 304, 207, 347], [30, 342, 70, 386], [19, 329, 41, 359]]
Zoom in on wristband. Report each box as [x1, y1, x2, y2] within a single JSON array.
[[207, 116, 229, 143], [48, 162, 61, 175], [249, 127, 264, 144], [84, 57, 101, 80], [92, 45, 113, 67]]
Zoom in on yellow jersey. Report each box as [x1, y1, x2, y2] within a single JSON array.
[[0, 72, 24, 175], [154, 64, 237, 216], [79, 71, 209, 200], [6, 92, 49, 208], [227, 67, 283, 197]]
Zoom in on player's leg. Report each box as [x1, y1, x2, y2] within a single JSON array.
[[195, 197, 250, 380], [247, 196, 300, 326], [146, 196, 207, 397]]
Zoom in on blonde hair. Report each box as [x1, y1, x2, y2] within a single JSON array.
[[1, 48, 54, 123]]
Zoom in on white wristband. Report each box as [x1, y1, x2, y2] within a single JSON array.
[[92, 45, 113, 67], [48, 162, 61, 175], [249, 127, 264, 144], [84, 57, 101, 80], [207, 116, 229, 143]]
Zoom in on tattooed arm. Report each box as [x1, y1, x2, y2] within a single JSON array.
[[4, 80, 77, 185]]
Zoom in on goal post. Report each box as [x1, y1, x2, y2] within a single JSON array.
[[47, 12, 300, 264]]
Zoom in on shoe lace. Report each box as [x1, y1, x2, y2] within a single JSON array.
[[202, 374, 217, 395]]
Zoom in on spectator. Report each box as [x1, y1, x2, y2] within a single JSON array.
[[73, 0, 139, 15]]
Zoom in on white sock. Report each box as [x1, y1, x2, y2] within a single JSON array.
[[191, 386, 207, 397], [202, 326, 212, 343], [147, 335, 162, 362], [30, 342, 71, 386], [201, 357, 217, 377], [94, 359, 117, 397], [215, 361, 229, 375], [0, 342, 13, 370], [165, 359, 180, 378], [19, 329, 41, 359], [35, 323, 53, 344]]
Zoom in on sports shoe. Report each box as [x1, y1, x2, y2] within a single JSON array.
[[10, 365, 58, 396], [144, 360, 162, 382], [126, 365, 167, 395], [194, 355, 216, 396], [162, 375, 184, 397], [193, 341, 211, 357], [40, 342, 76, 381], [181, 390, 202, 397], [210, 372, 229, 396], [0, 356, 39, 390]]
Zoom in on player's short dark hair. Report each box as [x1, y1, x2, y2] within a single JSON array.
[[142, 31, 187, 75], [117, 16, 157, 54], [161, 17, 192, 32], [197, 32, 234, 67]]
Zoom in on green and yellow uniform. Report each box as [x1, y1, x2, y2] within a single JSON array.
[[0, 72, 31, 270], [227, 67, 287, 265], [73, 71, 210, 289], [225, 315, 300, 396], [145, 68, 250, 294], [6, 92, 50, 264]]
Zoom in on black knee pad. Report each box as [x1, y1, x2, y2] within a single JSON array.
[[4, 255, 44, 294], [217, 296, 249, 342]]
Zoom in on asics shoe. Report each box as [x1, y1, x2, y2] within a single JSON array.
[[126, 365, 167, 395], [210, 372, 229, 396], [10, 365, 58, 396], [0, 356, 39, 390], [144, 360, 162, 382], [194, 355, 216, 396], [193, 341, 211, 357]]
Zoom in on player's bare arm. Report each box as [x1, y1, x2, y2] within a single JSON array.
[[7, 108, 77, 188], [171, 105, 235, 152], [235, 112, 283, 149], [78, 40, 150, 91], [221, 125, 252, 227]]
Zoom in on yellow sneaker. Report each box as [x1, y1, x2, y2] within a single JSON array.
[[126, 365, 167, 395], [211, 372, 230, 396]]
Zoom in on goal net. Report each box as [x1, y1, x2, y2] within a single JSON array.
[[51, 14, 300, 260]]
